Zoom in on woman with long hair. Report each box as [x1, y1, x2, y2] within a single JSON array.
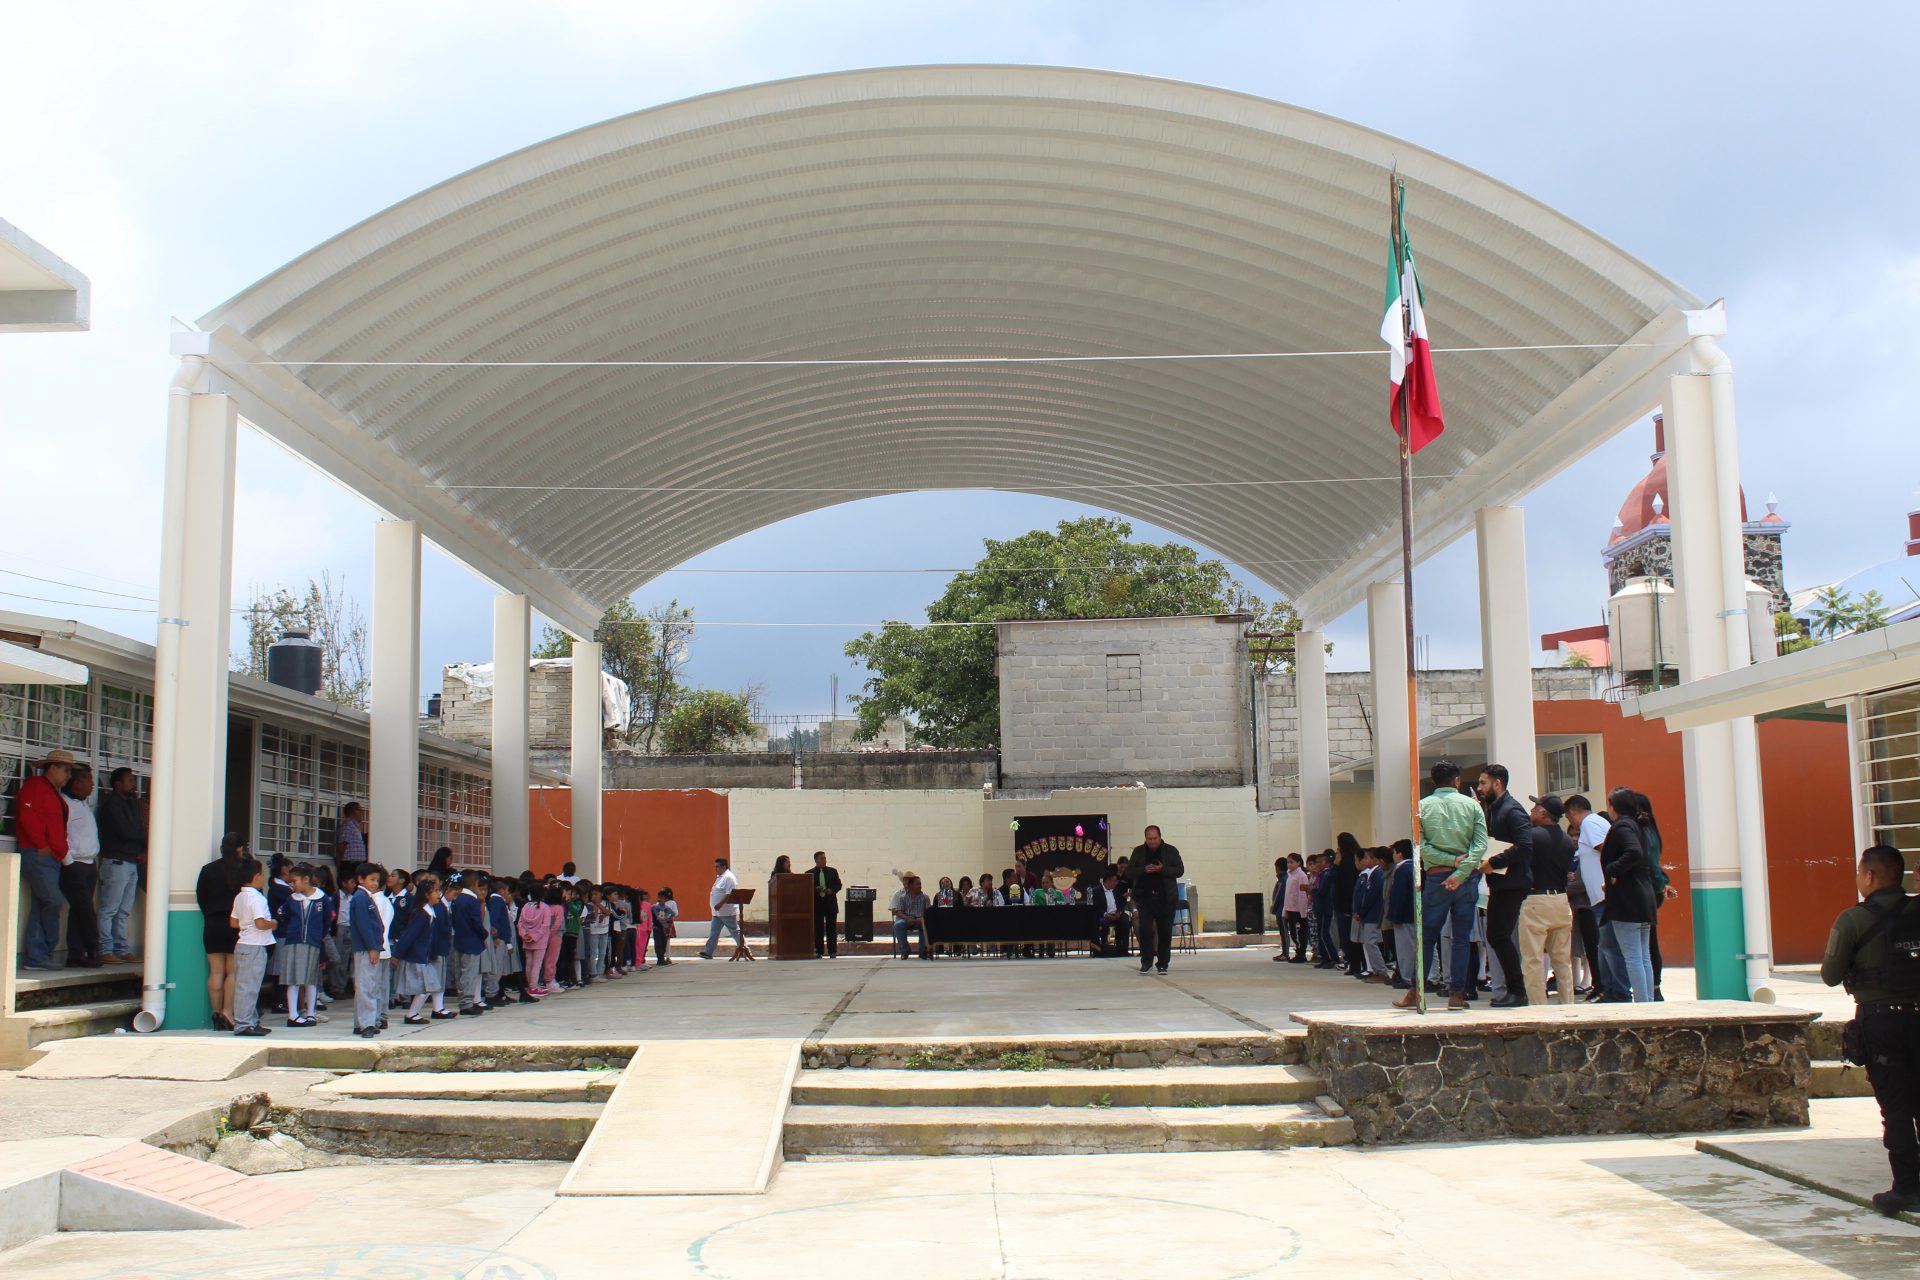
[[196, 833, 248, 1029], [1601, 788, 1658, 1002], [1633, 791, 1670, 998]]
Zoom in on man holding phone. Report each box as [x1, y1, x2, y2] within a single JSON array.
[[1128, 826, 1185, 975]]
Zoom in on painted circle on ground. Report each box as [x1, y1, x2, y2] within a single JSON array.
[[90, 1242, 556, 1280], [688, 1191, 1301, 1279]]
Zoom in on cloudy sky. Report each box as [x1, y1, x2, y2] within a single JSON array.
[[4, 1, 1917, 717]]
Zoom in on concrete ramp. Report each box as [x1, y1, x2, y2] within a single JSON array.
[[62, 1142, 314, 1230], [559, 1040, 800, 1196], [21, 1036, 268, 1081]]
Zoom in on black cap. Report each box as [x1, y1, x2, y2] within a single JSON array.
[[1528, 794, 1566, 820]]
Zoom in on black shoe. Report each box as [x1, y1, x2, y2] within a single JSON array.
[[1490, 995, 1528, 1008], [431, 1009, 458, 1020], [1871, 1188, 1920, 1216], [379, 1018, 390, 1029], [460, 1006, 484, 1016], [1138, 965, 1152, 974], [404, 1014, 429, 1025], [357, 1026, 381, 1037], [519, 992, 540, 1004], [1156, 967, 1168, 975], [234, 1025, 271, 1037]]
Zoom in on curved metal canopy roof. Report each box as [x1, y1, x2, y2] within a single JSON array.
[[196, 65, 1702, 635]]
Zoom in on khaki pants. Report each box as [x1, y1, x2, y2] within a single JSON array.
[[1517, 893, 1575, 1006]]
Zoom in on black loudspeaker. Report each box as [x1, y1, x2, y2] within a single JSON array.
[[1234, 892, 1265, 936], [844, 888, 875, 943]]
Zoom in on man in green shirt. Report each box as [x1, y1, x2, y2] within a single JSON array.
[[1394, 760, 1489, 1011], [1821, 844, 1920, 1215]]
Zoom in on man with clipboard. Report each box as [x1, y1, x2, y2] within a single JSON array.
[[1476, 764, 1535, 1008]]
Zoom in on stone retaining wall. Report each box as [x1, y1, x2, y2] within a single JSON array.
[[1299, 1005, 1812, 1144], [803, 1032, 1307, 1071]]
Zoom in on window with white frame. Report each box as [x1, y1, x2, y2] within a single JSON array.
[[1860, 684, 1920, 864], [2, 680, 111, 838], [1543, 741, 1591, 796]]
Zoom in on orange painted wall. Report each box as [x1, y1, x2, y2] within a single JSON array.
[[1532, 700, 1853, 965], [528, 787, 730, 904]]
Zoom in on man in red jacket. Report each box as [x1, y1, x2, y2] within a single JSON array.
[[17, 749, 75, 970]]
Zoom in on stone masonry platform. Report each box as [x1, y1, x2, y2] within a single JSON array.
[[1292, 1001, 1816, 1145]]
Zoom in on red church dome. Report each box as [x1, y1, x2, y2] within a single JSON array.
[[1609, 414, 1748, 545]]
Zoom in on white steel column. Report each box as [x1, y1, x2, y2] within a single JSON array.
[[1476, 506, 1538, 799], [570, 642, 605, 880], [371, 520, 421, 870], [1666, 330, 1773, 1000], [491, 595, 530, 874], [140, 381, 236, 1032], [1295, 629, 1332, 852], [1367, 583, 1413, 844]]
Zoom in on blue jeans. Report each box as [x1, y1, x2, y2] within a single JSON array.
[[98, 859, 140, 957], [1609, 919, 1656, 1002], [21, 851, 65, 966], [701, 914, 744, 956], [1421, 870, 1482, 995], [892, 917, 928, 958], [1595, 903, 1631, 998]]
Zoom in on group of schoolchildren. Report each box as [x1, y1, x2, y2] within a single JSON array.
[[227, 850, 682, 1038], [1271, 842, 1420, 984]]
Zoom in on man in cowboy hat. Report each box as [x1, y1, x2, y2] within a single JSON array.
[[16, 749, 77, 970]]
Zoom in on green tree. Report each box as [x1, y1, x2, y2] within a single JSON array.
[[1774, 612, 1817, 655], [1805, 586, 1890, 642], [535, 598, 694, 750], [844, 516, 1309, 747], [659, 688, 756, 754], [234, 573, 370, 709]]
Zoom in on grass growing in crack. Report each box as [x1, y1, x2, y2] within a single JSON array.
[[998, 1050, 1048, 1072], [1178, 1098, 1213, 1108], [903, 1050, 966, 1071], [1087, 1091, 1113, 1109]]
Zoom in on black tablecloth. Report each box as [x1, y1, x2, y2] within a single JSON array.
[[922, 905, 1100, 945]]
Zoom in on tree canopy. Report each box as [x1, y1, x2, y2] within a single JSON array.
[[843, 516, 1307, 748], [535, 597, 694, 751]]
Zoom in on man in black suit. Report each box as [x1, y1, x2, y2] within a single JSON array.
[[1092, 869, 1132, 957], [809, 850, 843, 958], [1476, 764, 1535, 1007], [1129, 826, 1185, 975]]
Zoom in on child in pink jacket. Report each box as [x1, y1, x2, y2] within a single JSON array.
[[518, 887, 555, 996]]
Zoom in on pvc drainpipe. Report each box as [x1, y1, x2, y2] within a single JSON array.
[[134, 355, 202, 1034], [1690, 334, 1777, 1002]]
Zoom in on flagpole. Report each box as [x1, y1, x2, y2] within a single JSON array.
[[1392, 174, 1427, 1017]]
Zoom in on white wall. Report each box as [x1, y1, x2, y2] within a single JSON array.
[[718, 784, 1289, 929]]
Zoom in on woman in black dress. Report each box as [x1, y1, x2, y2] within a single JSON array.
[[196, 833, 247, 1029]]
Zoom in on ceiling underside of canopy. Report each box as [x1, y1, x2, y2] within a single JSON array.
[[198, 65, 1700, 634]]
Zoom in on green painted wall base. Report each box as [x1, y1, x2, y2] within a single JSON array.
[[1692, 886, 1749, 1001], [165, 907, 213, 1029]]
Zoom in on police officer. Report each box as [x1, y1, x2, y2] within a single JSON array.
[[1821, 844, 1920, 1216]]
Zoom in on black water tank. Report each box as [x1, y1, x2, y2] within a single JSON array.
[[266, 629, 323, 696], [427, 693, 442, 719]]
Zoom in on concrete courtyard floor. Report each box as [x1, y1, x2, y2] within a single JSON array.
[[3, 949, 1908, 1279], [68, 942, 1866, 1050]]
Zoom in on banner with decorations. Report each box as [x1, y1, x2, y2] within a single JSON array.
[[1010, 814, 1111, 897]]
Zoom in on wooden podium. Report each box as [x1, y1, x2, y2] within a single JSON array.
[[767, 872, 814, 960]]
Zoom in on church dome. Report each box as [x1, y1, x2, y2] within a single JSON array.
[[1609, 414, 1748, 545]]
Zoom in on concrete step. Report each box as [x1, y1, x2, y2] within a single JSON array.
[[13, 967, 142, 1012], [1807, 1020, 1845, 1062], [792, 1064, 1324, 1108], [804, 1031, 1307, 1070], [311, 1069, 619, 1104], [285, 1099, 602, 1161], [23, 999, 140, 1048], [784, 1102, 1354, 1158], [1811, 1059, 1872, 1099]]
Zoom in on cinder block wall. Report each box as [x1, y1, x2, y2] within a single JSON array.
[[997, 615, 1249, 790], [438, 662, 576, 750], [1264, 667, 1601, 807]]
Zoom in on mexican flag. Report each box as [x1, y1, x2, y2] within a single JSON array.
[[1381, 191, 1446, 453]]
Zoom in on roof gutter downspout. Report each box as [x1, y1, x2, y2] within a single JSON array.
[[1689, 328, 1776, 1003], [135, 353, 204, 1034]]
